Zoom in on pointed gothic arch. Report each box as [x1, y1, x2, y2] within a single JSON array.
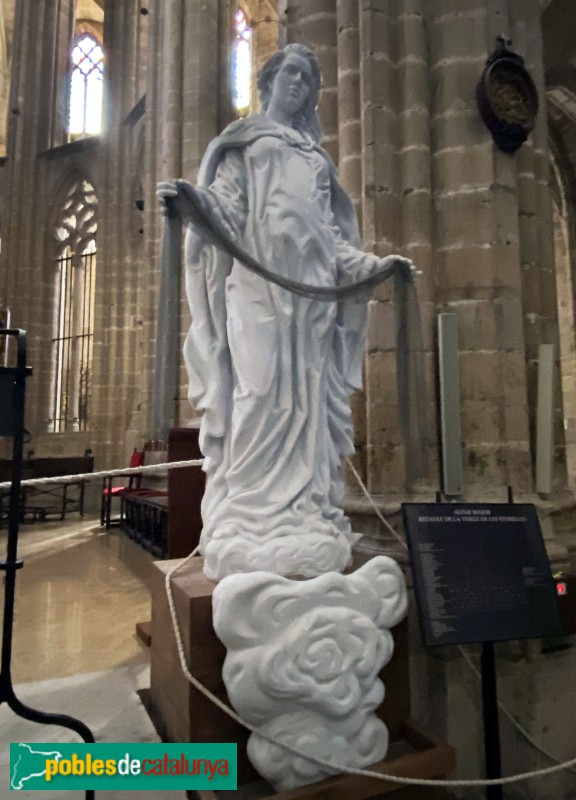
[[68, 32, 104, 137]]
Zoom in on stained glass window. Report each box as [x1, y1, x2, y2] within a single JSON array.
[[69, 34, 104, 136], [232, 8, 251, 113]]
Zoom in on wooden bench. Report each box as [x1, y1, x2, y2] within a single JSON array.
[[122, 493, 169, 557], [0, 455, 94, 523]]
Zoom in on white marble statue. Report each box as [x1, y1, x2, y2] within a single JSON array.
[[158, 43, 414, 582], [157, 44, 414, 792], [212, 555, 408, 790]]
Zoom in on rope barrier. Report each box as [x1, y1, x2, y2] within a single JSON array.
[[0, 459, 205, 491], [165, 549, 576, 788], [3, 453, 573, 784]]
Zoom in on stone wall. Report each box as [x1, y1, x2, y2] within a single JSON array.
[[0, 0, 16, 157], [0, 0, 571, 492], [289, 0, 568, 503], [1, 3, 576, 797], [0, 0, 77, 440]]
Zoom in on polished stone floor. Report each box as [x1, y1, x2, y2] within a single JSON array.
[[1, 516, 153, 683], [0, 515, 187, 799]]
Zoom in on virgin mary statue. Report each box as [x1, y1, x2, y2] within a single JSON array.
[[158, 44, 415, 581]]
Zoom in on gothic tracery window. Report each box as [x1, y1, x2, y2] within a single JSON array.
[[232, 8, 252, 114], [50, 179, 97, 433], [68, 34, 104, 136]]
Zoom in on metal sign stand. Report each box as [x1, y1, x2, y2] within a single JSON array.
[[480, 640, 503, 800], [419, 485, 532, 800], [477, 485, 515, 800], [0, 329, 95, 800]]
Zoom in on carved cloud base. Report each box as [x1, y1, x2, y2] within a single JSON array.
[[202, 526, 358, 581], [212, 556, 408, 791]]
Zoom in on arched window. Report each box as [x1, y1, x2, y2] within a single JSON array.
[[232, 8, 252, 114], [68, 34, 104, 136], [50, 178, 97, 433]]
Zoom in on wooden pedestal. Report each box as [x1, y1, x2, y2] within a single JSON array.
[[150, 557, 259, 784], [149, 557, 456, 798], [167, 427, 205, 558]]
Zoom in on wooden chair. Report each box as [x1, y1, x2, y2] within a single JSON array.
[[100, 449, 145, 528]]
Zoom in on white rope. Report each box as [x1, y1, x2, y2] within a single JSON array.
[[5, 452, 573, 784], [457, 645, 576, 776], [345, 457, 408, 551], [0, 459, 205, 491], [165, 550, 576, 788]]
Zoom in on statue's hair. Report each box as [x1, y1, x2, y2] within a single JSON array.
[[256, 43, 323, 143]]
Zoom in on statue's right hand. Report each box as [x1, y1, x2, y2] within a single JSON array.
[[156, 181, 179, 216]]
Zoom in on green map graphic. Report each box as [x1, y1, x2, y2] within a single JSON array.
[[10, 743, 63, 790]]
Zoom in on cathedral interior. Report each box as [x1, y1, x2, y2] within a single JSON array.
[[1, 1, 576, 798]]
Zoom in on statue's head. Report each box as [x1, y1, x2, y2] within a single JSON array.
[[257, 44, 322, 142]]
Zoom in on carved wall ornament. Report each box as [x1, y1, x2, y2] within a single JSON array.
[[476, 38, 538, 154]]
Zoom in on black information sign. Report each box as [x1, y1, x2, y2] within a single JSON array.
[[402, 504, 563, 646]]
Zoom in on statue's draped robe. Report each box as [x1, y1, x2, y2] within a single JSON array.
[[184, 117, 380, 580]]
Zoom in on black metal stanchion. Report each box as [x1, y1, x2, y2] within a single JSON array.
[[0, 329, 95, 800]]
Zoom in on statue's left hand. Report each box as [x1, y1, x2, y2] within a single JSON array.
[[380, 255, 420, 280]]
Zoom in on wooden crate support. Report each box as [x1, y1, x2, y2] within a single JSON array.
[[150, 558, 456, 799], [194, 721, 455, 800]]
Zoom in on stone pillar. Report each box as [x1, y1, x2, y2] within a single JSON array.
[[140, 0, 226, 445], [249, 0, 282, 109], [91, 0, 149, 469], [512, 0, 566, 489], [286, 0, 338, 161], [395, 0, 436, 489], [337, 0, 366, 487], [427, 0, 535, 498], [551, 160, 576, 489], [359, 2, 409, 496], [0, 0, 75, 435], [0, 0, 16, 157], [344, 0, 563, 500]]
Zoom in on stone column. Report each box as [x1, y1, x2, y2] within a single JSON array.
[[511, 0, 566, 489], [426, 0, 534, 497], [551, 161, 576, 489], [90, 0, 148, 469], [140, 0, 226, 444], [0, 0, 16, 156], [337, 0, 366, 486], [359, 2, 404, 496], [0, 0, 75, 435], [250, 0, 282, 107], [286, 0, 338, 161]]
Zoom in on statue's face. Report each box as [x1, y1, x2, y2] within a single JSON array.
[[269, 52, 311, 116]]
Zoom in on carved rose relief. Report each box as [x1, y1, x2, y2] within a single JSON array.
[[212, 556, 407, 790]]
